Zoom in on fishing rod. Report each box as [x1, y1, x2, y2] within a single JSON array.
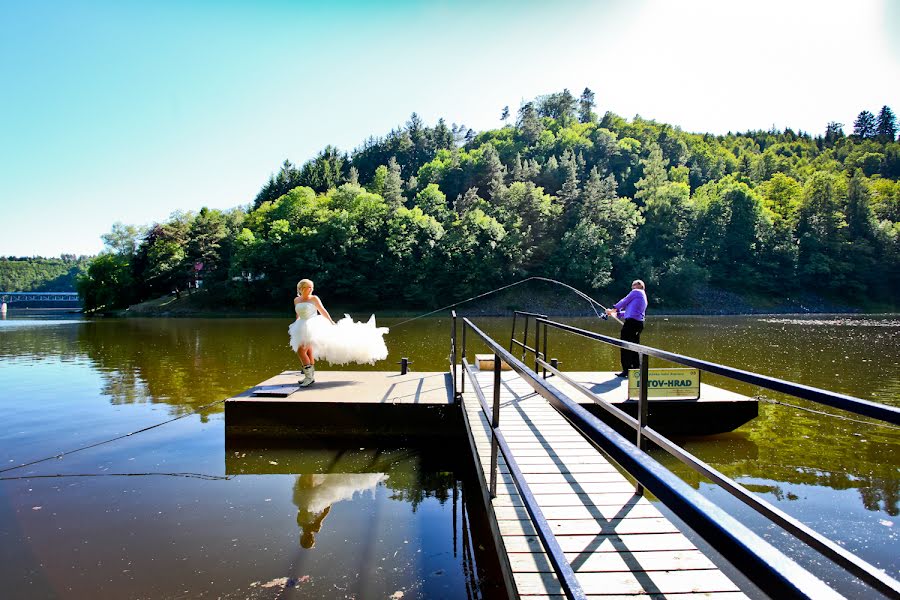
[[392, 276, 623, 328]]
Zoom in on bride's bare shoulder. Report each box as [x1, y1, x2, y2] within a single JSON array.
[[293, 297, 303, 305]]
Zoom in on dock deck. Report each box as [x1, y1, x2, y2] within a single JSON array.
[[224, 370, 458, 436], [224, 368, 757, 597], [462, 369, 747, 598]]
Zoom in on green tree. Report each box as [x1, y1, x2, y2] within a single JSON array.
[[634, 143, 668, 206], [383, 157, 404, 208], [76, 254, 136, 312], [101, 222, 145, 256], [824, 122, 844, 147], [298, 146, 347, 193], [578, 87, 595, 124], [516, 102, 543, 145], [254, 160, 302, 208], [854, 110, 876, 139], [876, 106, 897, 142], [796, 172, 849, 289]]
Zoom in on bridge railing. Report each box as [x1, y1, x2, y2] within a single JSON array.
[[455, 314, 900, 599], [0, 292, 81, 303]]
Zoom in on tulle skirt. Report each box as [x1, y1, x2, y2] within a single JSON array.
[[288, 314, 389, 366]]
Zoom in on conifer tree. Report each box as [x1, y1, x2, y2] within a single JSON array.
[[876, 106, 897, 141], [383, 157, 404, 208], [516, 102, 542, 144], [578, 87, 595, 123], [854, 110, 876, 138]]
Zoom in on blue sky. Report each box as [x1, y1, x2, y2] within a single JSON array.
[[1, 0, 898, 257]]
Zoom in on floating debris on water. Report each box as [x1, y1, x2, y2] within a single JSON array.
[[759, 318, 900, 327]]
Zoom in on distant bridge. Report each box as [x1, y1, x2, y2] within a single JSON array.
[[1, 292, 81, 303]]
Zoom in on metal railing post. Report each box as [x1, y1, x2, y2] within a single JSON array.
[[451, 311, 458, 402], [636, 352, 649, 496], [460, 322, 467, 395], [509, 312, 517, 353], [534, 318, 541, 373], [542, 323, 549, 379], [490, 352, 502, 498], [521, 318, 530, 362]]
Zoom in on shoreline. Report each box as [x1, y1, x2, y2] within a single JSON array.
[[10, 285, 895, 319]]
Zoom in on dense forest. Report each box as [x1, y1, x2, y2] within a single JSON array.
[[78, 90, 900, 312], [1, 256, 90, 292]]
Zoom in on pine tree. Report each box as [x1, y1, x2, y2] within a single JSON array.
[[854, 110, 876, 138], [517, 102, 543, 144], [578, 87, 595, 123], [348, 166, 359, 186], [383, 157, 404, 207], [501, 106, 510, 124], [481, 144, 506, 201], [559, 158, 580, 223], [876, 106, 897, 141], [824, 122, 844, 147], [634, 144, 668, 205]]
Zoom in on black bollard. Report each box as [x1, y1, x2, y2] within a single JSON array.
[[399, 357, 411, 375]]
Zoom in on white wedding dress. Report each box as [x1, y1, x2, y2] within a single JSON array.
[[288, 301, 389, 365]]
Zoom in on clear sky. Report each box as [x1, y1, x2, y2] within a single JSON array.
[[1, 0, 898, 257]]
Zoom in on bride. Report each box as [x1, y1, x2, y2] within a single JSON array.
[[288, 279, 389, 387]]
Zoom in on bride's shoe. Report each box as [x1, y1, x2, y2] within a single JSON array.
[[299, 365, 314, 387]]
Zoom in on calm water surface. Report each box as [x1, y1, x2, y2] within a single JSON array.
[[0, 312, 898, 597]]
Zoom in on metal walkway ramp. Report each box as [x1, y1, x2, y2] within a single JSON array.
[[462, 369, 745, 598]]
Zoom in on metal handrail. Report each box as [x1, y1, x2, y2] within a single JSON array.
[[535, 318, 900, 425], [458, 316, 875, 599], [459, 352, 586, 599], [518, 316, 900, 596]]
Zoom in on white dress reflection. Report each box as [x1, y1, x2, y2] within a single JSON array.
[[292, 473, 387, 549]]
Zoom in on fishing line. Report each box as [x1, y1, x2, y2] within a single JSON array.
[[2, 278, 621, 477], [0, 397, 228, 476], [756, 395, 900, 431], [392, 276, 622, 328], [0, 471, 233, 482]]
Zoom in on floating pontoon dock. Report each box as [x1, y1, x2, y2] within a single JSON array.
[[224, 367, 759, 598], [221, 312, 899, 598]]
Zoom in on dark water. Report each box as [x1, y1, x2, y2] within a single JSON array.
[[0, 312, 898, 596]]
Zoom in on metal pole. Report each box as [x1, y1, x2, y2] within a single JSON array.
[[490, 352, 501, 498], [400, 358, 409, 375], [636, 353, 649, 496], [509, 312, 517, 353], [521, 317, 530, 362], [542, 323, 549, 379], [451, 311, 458, 402], [461, 323, 467, 395], [534, 318, 541, 373]]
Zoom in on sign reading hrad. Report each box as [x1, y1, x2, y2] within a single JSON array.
[[627, 368, 701, 400]]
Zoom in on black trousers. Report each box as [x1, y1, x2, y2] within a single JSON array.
[[619, 318, 644, 372]]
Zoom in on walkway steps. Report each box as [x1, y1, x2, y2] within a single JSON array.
[[462, 369, 747, 599]]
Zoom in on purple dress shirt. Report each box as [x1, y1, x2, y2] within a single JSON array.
[[614, 289, 647, 321]]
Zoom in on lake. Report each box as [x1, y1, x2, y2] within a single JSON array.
[[0, 312, 897, 597]]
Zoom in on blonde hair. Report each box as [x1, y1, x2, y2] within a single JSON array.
[[297, 279, 314, 294], [632, 279, 645, 289]]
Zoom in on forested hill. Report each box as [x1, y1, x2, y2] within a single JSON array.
[[1, 256, 90, 292], [78, 90, 900, 312]]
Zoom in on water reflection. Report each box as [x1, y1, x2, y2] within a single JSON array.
[[224, 440, 505, 598], [293, 473, 385, 549]]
